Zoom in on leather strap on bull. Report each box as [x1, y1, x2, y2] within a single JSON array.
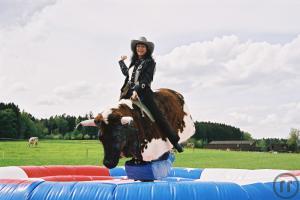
[[131, 99, 155, 122]]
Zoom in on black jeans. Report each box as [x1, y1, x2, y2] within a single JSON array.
[[123, 88, 180, 145]]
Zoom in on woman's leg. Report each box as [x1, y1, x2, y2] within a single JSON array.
[[141, 92, 183, 152], [121, 89, 133, 100]]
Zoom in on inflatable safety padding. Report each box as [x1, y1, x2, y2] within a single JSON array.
[[20, 166, 110, 178], [41, 175, 113, 182], [1, 166, 300, 200], [114, 181, 250, 200], [110, 166, 202, 180], [168, 167, 202, 179], [243, 181, 300, 200], [0, 179, 43, 200], [109, 167, 126, 177], [160, 177, 195, 182], [29, 181, 116, 200]]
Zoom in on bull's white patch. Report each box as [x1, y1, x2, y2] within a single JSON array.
[[121, 116, 133, 125], [100, 99, 133, 124], [101, 109, 113, 124], [118, 99, 133, 109], [178, 103, 195, 143], [141, 138, 172, 161], [139, 100, 195, 161]]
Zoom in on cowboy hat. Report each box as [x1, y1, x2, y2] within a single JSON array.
[[131, 36, 154, 54]]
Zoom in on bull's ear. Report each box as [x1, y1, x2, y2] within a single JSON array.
[[94, 114, 104, 126], [121, 116, 134, 126]]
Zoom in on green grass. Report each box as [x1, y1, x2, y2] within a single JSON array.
[[0, 140, 299, 170]]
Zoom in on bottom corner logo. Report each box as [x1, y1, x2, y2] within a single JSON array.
[[273, 173, 299, 199]]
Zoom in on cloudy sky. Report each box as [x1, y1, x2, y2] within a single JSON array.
[[1, 0, 300, 139]]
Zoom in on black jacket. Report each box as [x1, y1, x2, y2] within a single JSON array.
[[119, 58, 156, 98]]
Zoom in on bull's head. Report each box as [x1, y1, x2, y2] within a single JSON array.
[[94, 111, 140, 169]]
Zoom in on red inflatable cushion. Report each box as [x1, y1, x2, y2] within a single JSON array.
[[20, 166, 110, 178], [41, 175, 113, 182]]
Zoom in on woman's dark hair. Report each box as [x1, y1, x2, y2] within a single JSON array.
[[130, 43, 153, 67]]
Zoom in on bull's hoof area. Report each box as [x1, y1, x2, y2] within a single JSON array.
[[135, 179, 154, 182], [174, 143, 184, 153]]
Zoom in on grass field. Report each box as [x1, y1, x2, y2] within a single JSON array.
[[0, 140, 299, 170]]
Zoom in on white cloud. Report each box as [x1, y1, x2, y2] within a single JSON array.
[[1, 0, 300, 138], [53, 81, 93, 100], [156, 35, 300, 138], [10, 82, 29, 92], [157, 35, 300, 91], [229, 112, 254, 124], [0, 0, 57, 28], [36, 95, 62, 106], [260, 114, 278, 125]]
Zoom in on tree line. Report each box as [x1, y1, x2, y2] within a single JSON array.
[[0, 102, 98, 140], [193, 121, 252, 142], [0, 102, 299, 152], [191, 121, 299, 152]]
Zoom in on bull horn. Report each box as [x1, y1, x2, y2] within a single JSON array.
[[121, 116, 133, 125], [75, 119, 97, 129]]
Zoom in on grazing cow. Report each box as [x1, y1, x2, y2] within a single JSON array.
[[78, 88, 195, 169], [28, 137, 38, 147], [186, 142, 195, 151]]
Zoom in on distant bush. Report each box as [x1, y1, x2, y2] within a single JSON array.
[[83, 134, 91, 140], [53, 134, 63, 139], [64, 133, 71, 140], [75, 133, 83, 140], [70, 133, 76, 140], [43, 134, 65, 140], [44, 135, 54, 139], [195, 140, 204, 148], [184, 138, 207, 148], [256, 140, 268, 151]]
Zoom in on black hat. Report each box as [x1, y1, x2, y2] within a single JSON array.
[[131, 36, 154, 54]]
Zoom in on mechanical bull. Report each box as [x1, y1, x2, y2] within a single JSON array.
[[78, 88, 195, 169]]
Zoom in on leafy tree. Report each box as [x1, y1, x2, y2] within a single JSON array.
[[256, 139, 268, 151], [0, 108, 18, 138], [65, 115, 77, 132], [287, 128, 300, 152], [54, 116, 69, 135], [35, 121, 48, 138], [20, 111, 37, 139], [193, 121, 248, 142], [0, 103, 21, 138], [242, 132, 253, 140]]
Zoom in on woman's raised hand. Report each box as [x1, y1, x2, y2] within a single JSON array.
[[120, 55, 127, 61]]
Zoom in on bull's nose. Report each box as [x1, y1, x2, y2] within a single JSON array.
[[103, 160, 117, 169]]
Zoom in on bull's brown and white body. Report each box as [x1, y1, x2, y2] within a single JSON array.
[[79, 88, 195, 168]]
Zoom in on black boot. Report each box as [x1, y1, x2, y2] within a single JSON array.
[[166, 130, 184, 153]]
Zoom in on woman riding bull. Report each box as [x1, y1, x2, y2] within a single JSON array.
[[118, 36, 183, 153]]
